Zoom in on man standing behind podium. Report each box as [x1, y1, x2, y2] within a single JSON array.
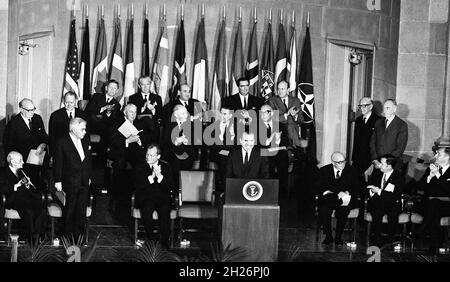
[[226, 131, 270, 179], [316, 152, 359, 246], [53, 118, 92, 240]]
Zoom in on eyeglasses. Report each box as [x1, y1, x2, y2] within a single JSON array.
[[21, 107, 36, 113], [262, 110, 272, 114], [332, 160, 346, 165], [358, 104, 372, 108], [239, 84, 250, 87]]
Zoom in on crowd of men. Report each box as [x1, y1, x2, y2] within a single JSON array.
[[1, 76, 449, 254]]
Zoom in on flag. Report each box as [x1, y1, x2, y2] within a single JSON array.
[[121, 17, 135, 106], [151, 17, 170, 105], [141, 16, 150, 77], [63, 19, 79, 101], [171, 17, 187, 102], [92, 17, 108, 94], [287, 24, 297, 97], [260, 21, 274, 100], [79, 18, 90, 101], [210, 17, 228, 111], [109, 17, 124, 100], [274, 21, 288, 85], [230, 20, 244, 95], [245, 22, 259, 96], [192, 17, 208, 103], [298, 25, 316, 159]]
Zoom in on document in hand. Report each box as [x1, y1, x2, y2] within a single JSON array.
[[384, 183, 395, 192], [338, 192, 351, 206], [55, 190, 66, 206], [26, 149, 46, 166], [118, 120, 140, 138], [218, 150, 230, 156]]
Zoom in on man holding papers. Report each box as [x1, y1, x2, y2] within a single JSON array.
[[366, 154, 404, 246], [53, 118, 92, 240], [3, 98, 49, 189], [316, 152, 359, 246], [108, 104, 151, 218]]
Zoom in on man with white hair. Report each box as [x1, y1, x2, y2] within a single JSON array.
[[2, 151, 47, 242], [53, 117, 92, 240]]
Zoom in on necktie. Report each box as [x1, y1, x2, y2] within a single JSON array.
[[244, 151, 249, 166], [28, 119, 32, 131], [336, 170, 340, 179], [439, 167, 443, 175], [284, 98, 288, 109], [243, 97, 247, 109], [222, 125, 227, 142], [385, 118, 389, 128], [178, 123, 184, 137], [267, 124, 272, 138], [363, 117, 367, 124], [381, 174, 387, 189], [106, 97, 111, 104], [144, 95, 148, 102], [69, 112, 73, 120]]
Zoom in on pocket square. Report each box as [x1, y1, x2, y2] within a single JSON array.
[[385, 183, 395, 192], [88, 146, 91, 151]]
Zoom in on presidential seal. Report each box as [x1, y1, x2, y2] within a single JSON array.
[[242, 181, 263, 202]]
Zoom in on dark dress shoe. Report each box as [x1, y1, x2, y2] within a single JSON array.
[[322, 236, 333, 245], [335, 238, 343, 246]]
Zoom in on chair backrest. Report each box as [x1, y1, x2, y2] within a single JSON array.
[[179, 170, 215, 203]]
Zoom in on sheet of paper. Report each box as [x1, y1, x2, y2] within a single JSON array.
[[55, 190, 66, 206], [218, 150, 230, 156], [384, 183, 395, 192], [117, 120, 140, 138], [26, 149, 46, 166], [338, 192, 351, 206]]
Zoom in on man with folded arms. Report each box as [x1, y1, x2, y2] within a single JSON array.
[[316, 152, 359, 246]]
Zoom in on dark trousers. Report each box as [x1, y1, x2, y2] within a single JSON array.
[[13, 191, 46, 241], [369, 197, 399, 242], [319, 194, 350, 239], [64, 185, 89, 240], [140, 198, 171, 245], [425, 199, 450, 249]]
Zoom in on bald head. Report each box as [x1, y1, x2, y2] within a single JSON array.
[[331, 152, 346, 170], [19, 98, 36, 119], [7, 151, 24, 169], [277, 81, 289, 99]]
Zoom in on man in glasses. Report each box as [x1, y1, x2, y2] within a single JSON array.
[[352, 97, 381, 207], [3, 98, 48, 190], [315, 152, 359, 246]]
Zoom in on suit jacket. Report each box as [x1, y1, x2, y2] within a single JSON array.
[[48, 107, 87, 156], [268, 95, 304, 124], [208, 120, 238, 159], [225, 147, 270, 179], [172, 98, 203, 117], [368, 169, 404, 206], [315, 163, 360, 206], [108, 117, 151, 163], [223, 94, 264, 111], [2, 167, 42, 209], [417, 167, 450, 198], [3, 113, 49, 159], [162, 121, 197, 161], [370, 115, 408, 161], [128, 92, 163, 119], [257, 121, 289, 149], [85, 93, 121, 120], [352, 113, 381, 172], [53, 135, 92, 190], [134, 160, 175, 207]]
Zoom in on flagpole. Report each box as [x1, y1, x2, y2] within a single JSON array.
[[280, 9, 283, 24], [202, 3, 205, 18], [163, 4, 166, 21], [292, 10, 295, 27], [238, 7, 242, 22], [101, 5, 104, 19], [145, 2, 148, 18], [254, 7, 257, 23], [307, 11, 310, 28], [269, 8, 272, 23], [118, 4, 121, 19], [181, 4, 184, 21], [223, 6, 226, 20]]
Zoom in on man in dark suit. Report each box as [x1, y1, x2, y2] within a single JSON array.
[[2, 151, 46, 242], [207, 106, 237, 192], [53, 118, 92, 240], [135, 144, 175, 248], [268, 81, 304, 148], [258, 104, 290, 197], [367, 154, 404, 246], [162, 105, 198, 186], [3, 98, 49, 189], [226, 131, 270, 179], [316, 152, 359, 245], [170, 84, 204, 119], [370, 99, 408, 172], [48, 91, 87, 158], [223, 78, 264, 137], [127, 76, 163, 142], [108, 104, 152, 218], [415, 147, 450, 254]]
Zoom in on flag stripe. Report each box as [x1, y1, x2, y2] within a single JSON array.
[[192, 17, 208, 103], [62, 19, 79, 106], [92, 18, 108, 94]]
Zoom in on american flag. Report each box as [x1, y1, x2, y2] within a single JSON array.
[[261, 70, 274, 100], [63, 19, 79, 101]]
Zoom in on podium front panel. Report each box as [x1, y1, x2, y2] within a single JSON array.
[[221, 204, 279, 262]]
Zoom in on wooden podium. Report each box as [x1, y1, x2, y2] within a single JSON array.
[[221, 179, 279, 262]]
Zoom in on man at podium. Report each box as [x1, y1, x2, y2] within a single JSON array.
[[226, 131, 270, 179]]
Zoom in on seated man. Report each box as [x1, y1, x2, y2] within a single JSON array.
[[367, 154, 404, 246], [225, 131, 270, 179], [2, 151, 46, 242], [134, 144, 175, 248], [415, 146, 450, 254], [316, 152, 359, 246]]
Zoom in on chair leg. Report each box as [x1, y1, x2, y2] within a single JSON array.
[[366, 222, 371, 247], [410, 224, 415, 251], [85, 218, 89, 244], [352, 218, 357, 243], [178, 218, 183, 242], [170, 218, 175, 248], [402, 224, 407, 250], [7, 219, 12, 247], [51, 217, 55, 243], [134, 218, 138, 245]]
